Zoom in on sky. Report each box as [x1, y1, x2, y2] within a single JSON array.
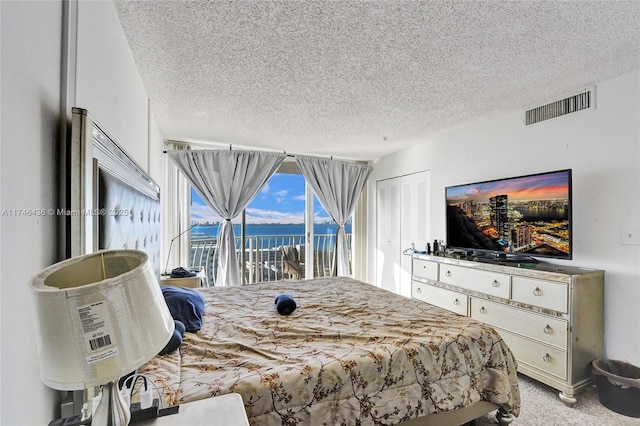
[[191, 173, 332, 224]]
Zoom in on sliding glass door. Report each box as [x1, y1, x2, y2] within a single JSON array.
[[188, 164, 352, 285]]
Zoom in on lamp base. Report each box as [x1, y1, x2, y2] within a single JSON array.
[[92, 381, 131, 426]]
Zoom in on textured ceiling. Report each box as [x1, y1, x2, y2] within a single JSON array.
[[114, 1, 640, 161]]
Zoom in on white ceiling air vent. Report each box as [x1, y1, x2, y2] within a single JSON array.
[[525, 89, 593, 125]]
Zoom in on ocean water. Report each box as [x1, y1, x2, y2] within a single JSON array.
[[191, 223, 351, 243]]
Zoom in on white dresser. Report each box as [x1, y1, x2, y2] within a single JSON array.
[[411, 254, 604, 405]]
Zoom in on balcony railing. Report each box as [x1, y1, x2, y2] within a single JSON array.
[[190, 233, 351, 286]]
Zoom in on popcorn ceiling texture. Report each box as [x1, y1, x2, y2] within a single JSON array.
[[114, 1, 640, 161]]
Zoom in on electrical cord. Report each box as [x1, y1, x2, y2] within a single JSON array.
[[121, 373, 164, 409]]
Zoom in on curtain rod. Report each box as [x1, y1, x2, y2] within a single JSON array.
[[163, 148, 346, 162], [163, 142, 360, 162], [162, 149, 296, 158]]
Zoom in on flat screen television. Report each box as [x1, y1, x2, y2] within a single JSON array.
[[445, 169, 572, 262]]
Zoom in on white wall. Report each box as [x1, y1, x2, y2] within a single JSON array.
[[148, 106, 165, 185], [0, 1, 164, 424], [1, 1, 63, 424], [367, 69, 640, 364], [75, 0, 150, 170]]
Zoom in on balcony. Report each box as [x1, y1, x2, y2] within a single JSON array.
[[190, 233, 351, 286]]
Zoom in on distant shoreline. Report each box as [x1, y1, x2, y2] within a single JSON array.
[[192, 222, 332, 226], [191, 223, 351, 240]]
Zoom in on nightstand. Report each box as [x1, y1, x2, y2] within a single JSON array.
[[160, 270, 206, 288], [135, 393, 249, 425]]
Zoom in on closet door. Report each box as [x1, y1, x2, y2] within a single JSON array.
[[376, 171, 429, 296], [376, 178, 401, 293], [399, 171, 430, 297]]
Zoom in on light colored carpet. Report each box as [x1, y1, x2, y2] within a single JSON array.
[[475, 374, 640, 425]]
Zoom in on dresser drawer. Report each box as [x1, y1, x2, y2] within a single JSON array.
[[412, 281, 468, 316], [413, 258, 438, 281], [439, 265, 510, 299], [470, 298, 567, 349], [512, 276, 568, 313], [499, 329, 567, 380]]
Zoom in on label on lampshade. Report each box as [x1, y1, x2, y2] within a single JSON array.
[[77, 301, 119, 364]]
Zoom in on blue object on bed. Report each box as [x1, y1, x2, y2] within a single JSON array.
[[159, 320, 185, 355], [275, 294, 297, 315], [161, 286, 205, 332]]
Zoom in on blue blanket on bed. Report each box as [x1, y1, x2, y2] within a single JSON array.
[[161, 286, 204, 332]]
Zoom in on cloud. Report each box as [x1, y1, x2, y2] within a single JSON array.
[[191, 203, 306, 224], [273, 189, 290, 203], [314, 212, 332, 223], [190, 203, 225, 224], [245, 207, 304, 224]]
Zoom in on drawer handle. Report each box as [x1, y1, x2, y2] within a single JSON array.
[[491, 280, 499, 287], [446, 270, 452, 277], [543, 325, 552, 334], [416, 287, 422, 293], [533, 287, 542, 296], [543, 353, 552, 363], [479, 306, 486, 314], [453, 298, 460, 305]]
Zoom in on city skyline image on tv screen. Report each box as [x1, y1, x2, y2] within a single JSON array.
[[445, 169, 572, 259]]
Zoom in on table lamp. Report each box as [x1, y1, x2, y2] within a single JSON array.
[[31, 250, 175, 426]]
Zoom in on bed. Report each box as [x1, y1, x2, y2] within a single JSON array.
[[138, 277, 520, 425]]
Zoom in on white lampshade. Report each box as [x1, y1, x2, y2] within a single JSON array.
[[31, 249, 174, 390]]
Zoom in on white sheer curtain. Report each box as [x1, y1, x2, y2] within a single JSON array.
[[296, 155, 372, 277], [167, 149, 285, 286]]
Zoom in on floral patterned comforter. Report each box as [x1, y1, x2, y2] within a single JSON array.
[[138, 277, 520, 425]]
